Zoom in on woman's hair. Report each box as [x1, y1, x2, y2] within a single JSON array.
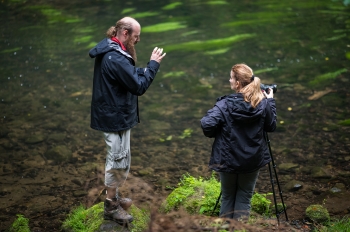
[[231, 63, 264, 108], [106, 18, 133, 38]]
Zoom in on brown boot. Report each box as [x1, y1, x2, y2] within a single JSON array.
[[104, 198, 133, 224], [118, 197, 132, 210]]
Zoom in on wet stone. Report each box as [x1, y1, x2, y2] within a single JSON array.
[[278, 163, 299, 173], [310, 167, 332, 179], [0, 127, 10, 138], [47, 133, 66, 143], [73, 190, 87, 197], [0, 139, 13, 149], [284, 180, 304, 192], [45, 145, 72, 162], [25, 134, 46, 144]]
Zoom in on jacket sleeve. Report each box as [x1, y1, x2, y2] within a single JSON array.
[[200, 105, 224, 138], [263, 98, 277, 132], [103, 54, 160, 96]]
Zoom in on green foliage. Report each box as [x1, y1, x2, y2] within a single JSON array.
[[161, 172, 221, 216], [306, 204, 330, 224], [250, 192, 272, 216], [9, 214, 30, 232]]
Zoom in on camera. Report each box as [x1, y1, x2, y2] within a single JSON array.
[[260, 84, 277, 94]]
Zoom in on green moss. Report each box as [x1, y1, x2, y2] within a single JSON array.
[[62, 202, 149, 232], [62, 203, 104, 232], [251, 192, 272, 216], [9, 214, 30, 232], [305, 204, 330, 224], [161, 172, 221, 216], [129, 205, 150, 232]]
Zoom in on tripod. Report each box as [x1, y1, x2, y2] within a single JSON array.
[[211, 132, 288, 224]]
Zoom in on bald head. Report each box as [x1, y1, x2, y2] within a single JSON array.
[[106, 17, 141, 39]]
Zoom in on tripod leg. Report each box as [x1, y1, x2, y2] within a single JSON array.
[[265, 132, 288, 222], [211, 191, 221, 216], [268, 162, 280, 224]]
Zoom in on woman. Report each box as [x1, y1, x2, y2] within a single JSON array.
[[200, 63, 276, 220]]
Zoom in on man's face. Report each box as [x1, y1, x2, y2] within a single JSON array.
[[124, 26, 140, 62]]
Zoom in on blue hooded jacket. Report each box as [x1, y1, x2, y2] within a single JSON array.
[[89, 38, 160, 132], [200, 93, 277, 173]]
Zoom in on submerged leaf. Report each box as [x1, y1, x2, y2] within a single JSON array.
[[129, 11, 159, 18], [254, 67, 278, 74], [163, 34, 256, 52], [163, 71, 186, 78], [206, 0, 228, 5], [121, 8, 135, 14], [143, 22, 187, 33], [162, 2, 182, 10], [309, 68, 347, 86], [204, 48, 230, 55], [308, 89, 333, 100]]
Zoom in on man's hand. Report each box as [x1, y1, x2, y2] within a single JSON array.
[[263, 88, 274, 99], [150, 47, 166, 63]]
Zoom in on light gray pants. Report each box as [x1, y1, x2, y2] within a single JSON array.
[[219, 170, 259, 220], [103, 130, 131, 191]]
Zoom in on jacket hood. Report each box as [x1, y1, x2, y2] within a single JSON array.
[[224, 93, 265, 123], [89, 38, 132, 60]]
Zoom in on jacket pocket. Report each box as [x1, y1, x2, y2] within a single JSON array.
[[112, 149, 129, 169]]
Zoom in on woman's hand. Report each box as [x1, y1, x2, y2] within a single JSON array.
[[263, 88, 274, 98]]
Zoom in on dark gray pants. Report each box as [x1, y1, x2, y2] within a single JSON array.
[[219, 170, 259, 220]]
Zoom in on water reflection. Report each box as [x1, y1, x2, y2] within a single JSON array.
[[0, 0, 349, 230]]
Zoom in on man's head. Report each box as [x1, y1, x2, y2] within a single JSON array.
[[106, 17, 141, 61]]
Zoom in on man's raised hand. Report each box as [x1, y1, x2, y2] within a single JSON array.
[[150, 47, 166, 63]]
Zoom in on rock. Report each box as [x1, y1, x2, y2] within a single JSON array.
[[138, 167, 154, 176], [278, 163, 299, 173], [25, 134, 46, 144], [47, 133, 66, 143], [0, 127, 10, 138], [45, 145, 72, 162], [305, 205, 330, 223], [310, 167, 332, 179], [284, 180, 303, 192], [73, 190, 87, 197], [0, 139, 13, 149]]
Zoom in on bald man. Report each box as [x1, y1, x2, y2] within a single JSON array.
[[89, 17, 166, 224]]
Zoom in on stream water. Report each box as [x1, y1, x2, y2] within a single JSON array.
[[0, 0, 349, 231]]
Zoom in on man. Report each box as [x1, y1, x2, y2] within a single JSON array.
[[89, 17, 166, 224]]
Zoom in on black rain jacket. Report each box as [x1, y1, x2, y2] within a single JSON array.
[[200, 93, 277, 173], [89, 38, 160, 132]]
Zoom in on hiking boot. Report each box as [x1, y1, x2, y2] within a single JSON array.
[[118, 197, 132, 210], [104, 198, 133, 224]]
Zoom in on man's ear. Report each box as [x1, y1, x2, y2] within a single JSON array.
[[123, 29, 128, 37]]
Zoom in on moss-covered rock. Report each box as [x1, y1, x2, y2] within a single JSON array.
[[305, 204, 330, 224], [62, 202, 149, 232]]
